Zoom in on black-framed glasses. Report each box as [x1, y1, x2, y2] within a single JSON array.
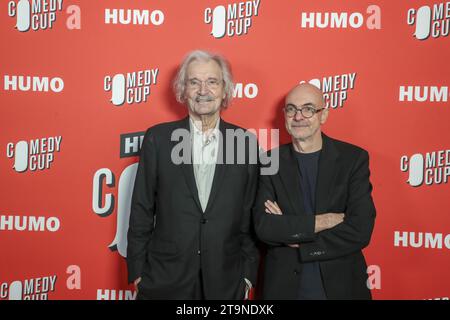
[[284, 104, 325, 119]]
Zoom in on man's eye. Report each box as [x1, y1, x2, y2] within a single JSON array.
[[287, 106, 296, 112]]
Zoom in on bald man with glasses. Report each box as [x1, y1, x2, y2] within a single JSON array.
[[253, 83, 376, 300]]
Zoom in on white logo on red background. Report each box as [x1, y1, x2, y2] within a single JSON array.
[[97, 289, 136, 300], [8, 0, 62, 31], [91, 132, 144, 257], [366, 265, 381, 290], [3, 75, 64, 93], [204, 0, 261, 38], [104, 8, 164, 26], [300, 72, 357, 109], [300, 5, 381, 29], [7, 0, 81, 31], [92, 164, 137, 258], [407, 2, 450, 40], [104, 69, 159, 106], [400, 150, 450, 187], [6, 136, 62, 172], [233, 82, 258, 99], [0, 276, 57, 300], [0, 215, 60, 232], [399, 85, 449, 102], [394, 231, 450, 249]]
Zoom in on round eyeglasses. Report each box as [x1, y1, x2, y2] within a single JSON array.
[[284, 104, 325, 118]]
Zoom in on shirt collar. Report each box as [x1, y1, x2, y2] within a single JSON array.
[[189, 117, 220, 137]]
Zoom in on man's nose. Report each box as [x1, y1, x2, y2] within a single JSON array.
[[198, 82, 209, 95], [294, 110, 305, 121]]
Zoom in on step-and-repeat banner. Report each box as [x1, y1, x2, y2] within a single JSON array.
[[1, 0, 449, 300]]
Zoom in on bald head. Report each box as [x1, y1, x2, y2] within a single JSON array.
[[284, 83, 329, 147], [285, 83, 325, 108]]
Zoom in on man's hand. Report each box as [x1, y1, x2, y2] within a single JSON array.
[[134, 277, 142, 293], [244, 278, 252, 300], [265, 200, 299, 248], [265, 200, 282, 215], [315, 213, 345, 233]]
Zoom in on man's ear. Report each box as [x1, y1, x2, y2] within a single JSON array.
[[320, 108, 329, 125]]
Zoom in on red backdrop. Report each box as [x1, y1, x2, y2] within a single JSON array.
[[1, 0, 449, 300]]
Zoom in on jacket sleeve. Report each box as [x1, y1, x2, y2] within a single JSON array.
[[126, 129, 158, 283], [299, 150, 376, 262], [253, 167, 316, 246]]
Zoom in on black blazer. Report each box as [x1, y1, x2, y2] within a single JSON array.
[[253, 133, 376, 300], [127, 117, 259, 299]]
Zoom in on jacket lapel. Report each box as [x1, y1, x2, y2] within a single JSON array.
[[315, 133, 339, 213], [279, 144, 305, 215], [176, 117, 203, 212], [203, 119, 228, 215]]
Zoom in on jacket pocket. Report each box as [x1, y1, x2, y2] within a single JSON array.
[[148, 237, 178, 255]]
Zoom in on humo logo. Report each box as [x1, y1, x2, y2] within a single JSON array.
[[233, 82, 258, 99], [399, 85, 449, 102], [300, 5, 381, 29], [400, 150, 450, 187], [407, 2, 450, 40], [0, 215, 60, 232], [204, 0, 261, 38], [366, 265, 381, 290], [104, 69, 159, 106], [120, 132, 145, 158], [97, 289, 136, 300], [394, 231, 450, 249], [0, 276, 57, 300], [6, 136, 62, 172], [300, 72, 357, 109], [3, 75, 64, 93], [105, 8, 164, 26]]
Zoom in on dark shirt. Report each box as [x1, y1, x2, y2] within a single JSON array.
[[295, 150, 327, 300]]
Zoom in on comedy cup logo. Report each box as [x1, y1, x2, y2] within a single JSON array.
[[7, 0, 64, 32], [407, 2, 450, 40], [400, 150, 450, 187], [204, 0, 260, 38]]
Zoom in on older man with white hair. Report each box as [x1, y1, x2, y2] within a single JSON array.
[[127, 50, 259, 300]]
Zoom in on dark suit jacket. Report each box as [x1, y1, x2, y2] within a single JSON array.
[[253, 133, 376, 300], [127, 117, 259, 299]]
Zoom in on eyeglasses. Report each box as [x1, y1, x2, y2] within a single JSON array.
[[186, 78, 223, 90], [284, 104, 325, 119]]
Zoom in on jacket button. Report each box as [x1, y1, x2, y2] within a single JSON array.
[[294, 270, 299, 275], [200, 219, 208, 224]]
